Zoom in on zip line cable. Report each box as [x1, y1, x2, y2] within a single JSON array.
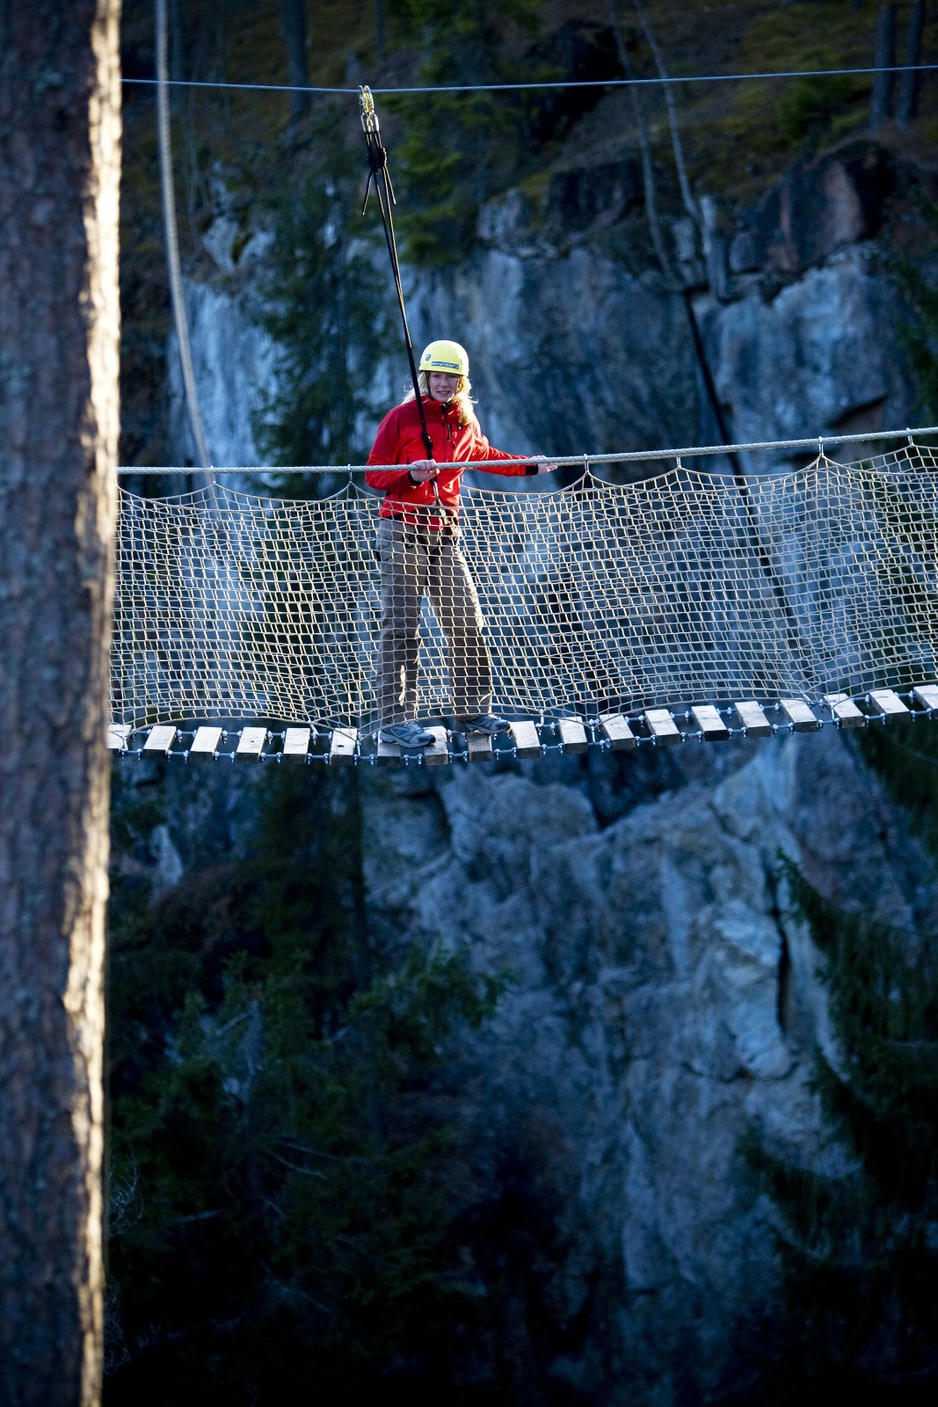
[[116, 424, 938, 475], [121, 61, 938, 100]]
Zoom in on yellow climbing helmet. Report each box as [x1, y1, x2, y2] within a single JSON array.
[[418, 339, 469, 377]]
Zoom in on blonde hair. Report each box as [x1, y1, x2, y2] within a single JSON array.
[[402, 371, 476, 428]]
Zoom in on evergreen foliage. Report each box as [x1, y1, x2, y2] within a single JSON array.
[[741, 166, 938, 1403], [740, 856, 938, 1403], [104, 766, 508, 1404], [860, 719, 938, 857], [386, 1, 619, 264], [892, 191, 938, 422], [774, 73, 867, 148]]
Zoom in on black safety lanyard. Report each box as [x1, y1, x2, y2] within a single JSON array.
[[359, 87, 434, 463]]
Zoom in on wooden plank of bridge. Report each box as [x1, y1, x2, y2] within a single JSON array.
[[823, 693, 865, 728], [236, 726, 267, 761], [734, 701, 772, 738], [467, 733, 493, 762], [424, 726, 450, 765], [913, 685, 938, 712], [510, 720, 542, 758], [106, 723, 131, 751], [329, 727, 357, 766], [645, 708, 682, 745], [143, 724, 176, 755], [779, 699, 821, 732], [691, 704, 729, 741], [558, 718, 589, 754], [189, 726, 222, 758], [282, 727, 311, 762], [599, 714, 636, 750], [869, 688, 910, 718], [376, 739, 399, 763]]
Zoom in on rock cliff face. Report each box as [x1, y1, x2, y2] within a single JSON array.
[[128, 729, 930, 1399], [406, 249, 701, 459], [701, 246, 907, 461], [168, 281, 276, 468], [360, 732, 924, 1400], [173, 141, 915, 472]]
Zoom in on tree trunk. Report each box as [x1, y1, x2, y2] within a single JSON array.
[[0, 2, 121, 1403], [897, 0, 926, 128], [280, 0, 310, 122], [870, 3, 897, 129]]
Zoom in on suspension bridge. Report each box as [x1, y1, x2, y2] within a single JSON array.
[[110, 428, 938, 766]]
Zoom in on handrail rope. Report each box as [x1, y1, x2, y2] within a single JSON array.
[[122, 61, 938, 99], [116, 423, 938, 475]]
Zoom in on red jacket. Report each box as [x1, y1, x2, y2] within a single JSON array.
[[366, 395, 535, 526]]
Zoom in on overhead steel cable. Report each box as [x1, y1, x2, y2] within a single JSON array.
[[122, 60, 938, 99]]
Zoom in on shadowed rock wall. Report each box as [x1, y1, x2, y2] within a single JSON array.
[[362, 732, 931, 1401]]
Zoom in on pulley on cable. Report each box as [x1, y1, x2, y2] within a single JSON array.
[[358, 86, 434, 464]]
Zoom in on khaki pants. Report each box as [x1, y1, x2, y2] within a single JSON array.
[[375, 517, 493, 725]]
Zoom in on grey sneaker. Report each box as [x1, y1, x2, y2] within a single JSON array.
[[458, 714, 512, 736], [379, 721, 434, 748]]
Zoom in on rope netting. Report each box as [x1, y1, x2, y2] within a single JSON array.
[[112, 441, 938, 730]]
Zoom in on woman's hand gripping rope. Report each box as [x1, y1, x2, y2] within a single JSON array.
[[408, 460, 440, 482], [408, 457, 557, 480]]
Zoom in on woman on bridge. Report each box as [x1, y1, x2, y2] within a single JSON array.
[[366, 339, 555, 749]]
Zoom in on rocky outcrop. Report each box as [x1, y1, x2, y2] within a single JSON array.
[[361, 730, 926, 1402], [407, 246, 701, 458], [404, 233, 911, 471], [729, 142, 896, 280], [699, 244, 909, 458]]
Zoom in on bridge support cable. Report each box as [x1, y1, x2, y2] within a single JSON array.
[[602, 2, 807, 677], [156, 0, 211, 483], [681, 291, 812, 680]]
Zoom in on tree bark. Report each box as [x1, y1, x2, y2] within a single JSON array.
[[280, 0, 310, 122], [0, 2, 121, 1404]]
